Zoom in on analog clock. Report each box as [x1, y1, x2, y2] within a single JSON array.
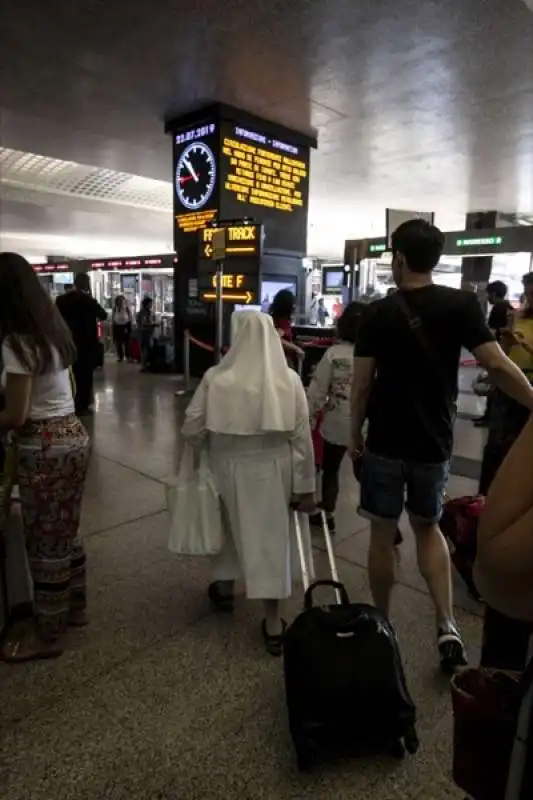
[[175, 141, 217, 211]]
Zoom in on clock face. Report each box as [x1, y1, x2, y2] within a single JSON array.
[[175, 141, 217, 211]]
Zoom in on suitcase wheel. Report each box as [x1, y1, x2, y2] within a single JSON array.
[[297, 752, 313, 772], [404, 725, 419, 755], [295, 740, 315, 772], [390, 739, 405, 759]]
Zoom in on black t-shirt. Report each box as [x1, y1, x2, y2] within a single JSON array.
[[56, 291, 107, 359], [487, 300, 513, 342], [355, 285, 493, 463]]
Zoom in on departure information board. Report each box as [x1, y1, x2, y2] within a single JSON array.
[[169, 106, 314, 253], [219, 121, 310, 253]]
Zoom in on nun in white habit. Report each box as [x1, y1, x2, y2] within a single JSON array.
[[182, 310, 316, 655]]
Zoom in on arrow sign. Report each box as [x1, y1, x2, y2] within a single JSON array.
[[204, 242, 213, 258], [201, 291, 254, 304]]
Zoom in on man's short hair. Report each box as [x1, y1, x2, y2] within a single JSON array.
[[74, 272, 91, 292], [523, 272, 533, 287], [487, 280, 508, 299], [391, 219, 444, 274]]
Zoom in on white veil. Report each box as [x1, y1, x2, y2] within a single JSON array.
[[205, 310, 297, 435]]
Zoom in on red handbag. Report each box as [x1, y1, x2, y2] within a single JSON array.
[[451, 659, 533, 800], [440, 495, 485, 600]]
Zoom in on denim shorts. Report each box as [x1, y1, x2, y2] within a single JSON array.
[[359, 451, 449, 524]]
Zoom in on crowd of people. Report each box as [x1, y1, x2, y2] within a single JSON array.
[[1, 222, 532, 685], [182, 219, 533, 679]]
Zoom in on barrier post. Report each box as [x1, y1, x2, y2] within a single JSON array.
[[175, 329, 192, 397], [214, 260, 224, 364]]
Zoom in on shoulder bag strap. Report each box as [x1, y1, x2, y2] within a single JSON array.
[[392, 292, 456, 450], [393, 292, 448, 391]]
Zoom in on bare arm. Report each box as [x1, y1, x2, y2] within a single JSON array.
[[350, 356, 375, 451], [473, 341, 533, 411], [474, 414, 533, 621], [0, 374, 32, 431], [277, 330, 304, 359]]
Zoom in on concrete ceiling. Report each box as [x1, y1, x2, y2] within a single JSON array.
[[1, 0, 533, 257]]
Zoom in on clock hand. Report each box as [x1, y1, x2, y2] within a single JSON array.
[[183, 157, 199, 183], [179, 175, 194, 184]]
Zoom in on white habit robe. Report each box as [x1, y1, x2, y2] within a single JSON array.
[[182, 370, 316, 600]]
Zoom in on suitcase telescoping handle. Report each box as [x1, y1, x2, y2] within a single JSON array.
[[505, 634, 533, 800], [292, 508, 344, 605], [304, 580, 349, 609]]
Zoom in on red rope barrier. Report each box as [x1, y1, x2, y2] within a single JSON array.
[[186, 332, 229, 354], [186, 329, 479, 367], [299, 338, 335, 348], [187, 333, 215, 353]]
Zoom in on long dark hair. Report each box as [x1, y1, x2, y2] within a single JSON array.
[[269, 289, 296, 325], [0, 252, 76, 373], [336, 301, 365, 344]]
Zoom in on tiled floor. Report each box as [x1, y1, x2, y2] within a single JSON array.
[[0, 362, 486, 799]]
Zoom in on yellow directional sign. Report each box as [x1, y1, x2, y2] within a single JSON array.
[[201, 290, 254, 304], [200, 223, 261, 260], [211, 274, 245, 289]]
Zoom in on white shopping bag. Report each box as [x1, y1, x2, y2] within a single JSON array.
[[167, 444, 223, 556]]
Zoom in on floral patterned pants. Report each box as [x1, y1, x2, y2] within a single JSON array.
[[15, 415, 90, 639]]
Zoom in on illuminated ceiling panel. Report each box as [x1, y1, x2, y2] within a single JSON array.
[[0, 148, 172, 212]]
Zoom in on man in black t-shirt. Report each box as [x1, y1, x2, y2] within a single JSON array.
[[351, 219, 533, 673], [487, 280, 513, 340], [56, 273, 107, 415], [473, 280, 514, 426]]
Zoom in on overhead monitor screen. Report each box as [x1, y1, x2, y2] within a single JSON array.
[[259, 277, 297, 313], [173, 121, 220, 244], [220, 121, 310, 253], [53, 272, 74, 285], [324, 270, 344, 290]]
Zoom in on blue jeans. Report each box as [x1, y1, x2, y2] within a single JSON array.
[[359, 451, 449, 524]]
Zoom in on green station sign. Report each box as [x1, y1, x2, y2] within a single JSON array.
[[456, 236, 503, 248]]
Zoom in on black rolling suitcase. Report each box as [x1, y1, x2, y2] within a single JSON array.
[[284, 510, 419, 770]]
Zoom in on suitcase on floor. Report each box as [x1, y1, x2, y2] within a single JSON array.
[[149, 340, 174, 373], [284, 509, 419, 770], [440, 495, 484, 601], [129, 337, 141, 363]]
